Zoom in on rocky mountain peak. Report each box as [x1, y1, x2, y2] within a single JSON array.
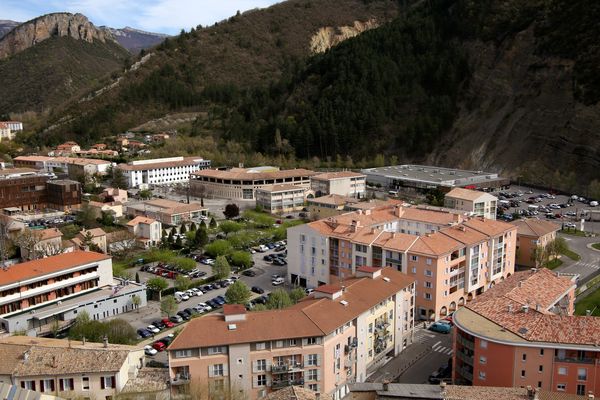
[[0, 12, 113, 59]]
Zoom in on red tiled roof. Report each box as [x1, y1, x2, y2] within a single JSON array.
[[223, 304, 246, 315], [312, 171, 365, 180], [356, 266, 380, 273], [0, 251, 110, 287], [511, 218, 560, 238], [314, 284, 342, 294]]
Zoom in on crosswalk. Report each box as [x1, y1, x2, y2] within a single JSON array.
[[431, 340, 453, 356], [572, 261, 600, 271], [413, 327, 435, 343]]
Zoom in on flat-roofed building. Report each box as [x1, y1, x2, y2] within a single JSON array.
[[13, 156, 113, 177], [311, 171, 366, 198], [287, 201, 516, 321], [452, 269, 600, 397], [190, 167, 317, 200], [0, 336, 145, 399], [362, 165, 509, 193], [45, 179, 82, 211], [118, 156, 211, 189], [444, 188, 498, 220], [0, 251, 147, 335], [126, 199, 206, 226], [511, 218, 560, 267], [0, 168, 52, 211], [168, 268, 415, 400], [256, 184, 309, 214], [0, 122, 15, 142]]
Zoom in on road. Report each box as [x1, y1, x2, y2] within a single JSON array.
[[556, 234, 600, 285]]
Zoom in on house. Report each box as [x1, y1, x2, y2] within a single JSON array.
[[88, 201, 124, 219], [0, 336, 145, 399], [55, 142, 81, 154], [91, 143, 107, 150], [1, 121, 23, 133], [168, 268, 416, 400], [127, 216, 162, 248], [444, 188, 498, 220], [310, 171, 366, 198], [511, 218, 561, 267], [0, 122, 15, 142], [306, 194, 350, 219], [70, 228, 108, 253], [126, 199, 207, 226], [19, 228, 63, 261], [101, 187, 128, 203], [452, 268, 600, 397]]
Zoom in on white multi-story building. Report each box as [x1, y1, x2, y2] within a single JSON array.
[[13, 156, 113, 176], [311, 171, 366, 198], [0, 122, 15, 142], [255, 184, 309, 214], [1, 121, 23, 133], [118, 156, 211, 189]]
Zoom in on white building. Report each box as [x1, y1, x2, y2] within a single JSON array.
[[118, 156, 211, 189], [255, 184, 309, 214], [444, 188, 498, 220], [13, 156, 113, 176], [311, 171, 366, 198], [0, 123, 15, 142], [1, 121, 23, 133], [126, 216, 162, 248]]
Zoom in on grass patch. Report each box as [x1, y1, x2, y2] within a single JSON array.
[[561, 248, 581, 261], [560, 229, 587, 237], [575, 288, 600, 316], [544, 258, 563, 270], [592, 243, 600, 251]]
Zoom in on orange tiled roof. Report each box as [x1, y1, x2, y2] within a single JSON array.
[[37, 228, 62, 241], [511, 218, 560, 238], [312, 171, 365, 180], [445, 187, 491, 201], [0, 251, 110, 287], [408, 232, 463, 256], [192, 168, 317, 181], [463, 217, 516, 237], [127, 216, 158, 226]]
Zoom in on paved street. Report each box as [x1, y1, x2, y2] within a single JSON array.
[[556, 234, 600, 284]]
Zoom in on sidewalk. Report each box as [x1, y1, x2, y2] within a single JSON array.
[[366, 342, 430, 383]]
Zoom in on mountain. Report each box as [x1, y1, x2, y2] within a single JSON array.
[[0, 13, 129, 113], [101, 26, 168, 53], [0, 20, 19, 38]]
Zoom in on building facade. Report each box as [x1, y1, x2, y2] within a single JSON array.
[[45, 180, 82, 211], [118, 156, 211, 188], [126, 199, 206, 226], [190, 167, 316, 200], [168, 268, 415, 400], [287, 202, 516, 320], [311, 172, 366, 198], [13, 156, 112, 177], [0, 169, 52, 211], [0, 336, 145, 399], [453, 269, 600, 397], [0, 251, 147, 335], [256, 185, 309, 214], [0, 122, 15, 142], [444, 188, 498, 220], [127, 216, 162, 248], [511, 219, 560, 267]]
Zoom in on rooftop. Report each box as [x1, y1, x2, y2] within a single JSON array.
[[0, 251, 110, 287], [127, 199, 205, 216], [37, 228, 62, 241], [256, 184, 307, 193], [266, 386, 333, 400], [13, 155, 111, 166], [192, 167, 317, 181], [118, 156, 208, 171], [170, 268, 414, 350], [312, 171, 366, 181], [445, 187, 497, 202], [127, 216, 158, 226], [307, 194, 351, 206], [361, 165, 502, 186], [511, 218, 560, 238]]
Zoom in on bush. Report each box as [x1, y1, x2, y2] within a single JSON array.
[[173, 257, 196, 271], [205, 240, 233, 257], [230, 251, 252, 269]]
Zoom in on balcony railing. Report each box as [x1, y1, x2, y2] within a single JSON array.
[[457, 367, 473, 382], [271, 365, 288, 373], [170, 374, 191, 385], [456, 350, 474, 366], [272, 379, 304, 389], [554, 357, 595, 365], [457, 335, 474, 351], [271, 363, 303, 373]]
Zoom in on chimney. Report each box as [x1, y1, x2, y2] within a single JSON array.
[[587, 393, 594, 400], [103, 335, 109, 348], [52, 355, 58, 368], [508, 304, 513, 313], [522, 304, 529, 313], [23, 351, 30, 362], [440, 381, 447, 396], [382, 380, 390, 391], [391, 232, 396, 238], [518, 281, 523, 288], [395, 205, 403, 217]]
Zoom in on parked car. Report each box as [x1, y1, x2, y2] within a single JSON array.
[[272, 258, 287, 266], [152, 320, 166, 330], [242, 269, 256, 277], [137, 328, 152, 338], [152, 341, 167, 352], [263, 254, 274, 262], [177, 311, 191, 320], [305, 288, 314, 295], [429, 322, 451, 334], [161, 318, 175, 328], [159, 334, 175, 345], [144, 345, 158, 356], [257, 245, 269, 252], [146, 325, 160, 334], [251, 286, 265, 294], [170, 315, 183, 324], [272, 277, 285, 286], [198, 302, 212, 312], [206, 300, 218, 308]]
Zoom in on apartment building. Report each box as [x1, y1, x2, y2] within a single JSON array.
[[511, 219, 560, 267], [168, 268, 416, 400], [0, 169, 53, 211], [444, 188, 498, 220], [453, 268, 600, 397], [0, 251, 147, 335], [311, 172, 366, 198], [190, 167, 316, 200], [118, 156, 211, 188], [126, 198, 206, 226], [1, 121, 23, 133], [127, 216, 162, 248], [13, 156, 112, 177], [256, 185, 309, 214], [287, 202, 516, 320], [0, 122, 15, 142], [45, 179, 82, 211], [0, 336, 145, 399]]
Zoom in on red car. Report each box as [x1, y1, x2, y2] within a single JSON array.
[[162, 318, 175, 328], [152, 341, 166, 352]]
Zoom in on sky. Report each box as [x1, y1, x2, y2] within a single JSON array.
[[2, 0, 284, 35]]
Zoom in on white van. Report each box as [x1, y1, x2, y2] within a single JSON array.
[[528, 205, 539, 210], [257, 244, 269, 252], [388, 190, 398, 196]]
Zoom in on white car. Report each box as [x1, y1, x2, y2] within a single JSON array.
[[144, 345, 158, 356], [198, 302, 212, 312], [147, 325, 160, 334], [272, 277, 285, 286], [565, 223, 577, 229], [590, 201, 598, 207], [175, 291, 190, 301]]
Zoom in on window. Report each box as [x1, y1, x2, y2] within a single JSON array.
[[82, 377, 90, 390], [480, 340, 488, 349], [578, 368, 587, 381], [212, 364, 224, 376], [557, 384, 566, 391], [288, 339, 297, 346], [101, 376, 115, 389], [539, 365, 543, 373], [307, 354, 318, 366], [426, 258, 432, 265], [175, 350, 192, 358], [307, 337, 318, 345], [368, 323, 373, 333], [275, 340, 283, 348], [308, 384, 318, 392], [577, 384, 586, 396], [59, 378, 74, 391], [308, 369, 318, 381], [208, 346, 225, 355], [22, 381, 35, 390], [257, 359, 266, 371], [411, 267, 417, 274], [540, 349, 544, 356], [425, 281, 432, 288], [522, 354, 527, 361], [257, 374, 267, 387], [424, 293, 432, 300], [41, 379, 55, 393], [479, 356, 487, 364], [256, 342, 266, 351], [558, 367, 567, 375], [411, 255, 418, 261], [478, 371, 486, 380], [521, 370, 526, 378]]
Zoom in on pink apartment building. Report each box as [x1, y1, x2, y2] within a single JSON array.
[[168, 268, 416, 400], [453, 268, 600, 397], [287, 202, 517, 321]]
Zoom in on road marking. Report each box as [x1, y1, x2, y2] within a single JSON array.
[[432, 341, 441, 349]]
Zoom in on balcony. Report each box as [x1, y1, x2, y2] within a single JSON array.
[[170, 374, 191, 386], [457, 335, 474, 351], [554, 357, 595, 365], [375, 322, 390, 331], [271, 379, 304, 389], [271, 365, 289, 373], [449, 267, 465, 277], [456, 350, 474, 366], [457, 367, 473, 382]]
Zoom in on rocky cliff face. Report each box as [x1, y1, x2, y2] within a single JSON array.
[[0, 13, 113, 59], [310, 19, 379, 54], [101, 26, 168, 53]]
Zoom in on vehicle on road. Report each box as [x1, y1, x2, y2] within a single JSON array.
[[251, 286, 265, 294], [144, 345, 158, 356], [272, 277, 285, 286], [429, 322, 451, 334]]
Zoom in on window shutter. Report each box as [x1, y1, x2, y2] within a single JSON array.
[[302, 338, 308, 346], [59, 380, 64, 392], [316, 369, 321, 381], [252, 375, 258, 388], [208, 366, 214, 378], [111, 376, 116, 389], [266, 359, 272, 371], [32, 381, 36, 391], [20, 382, 25, 389], [69, 379, 74, 390], [100, 377, 105, 389], [266, 374, 272, 387], [316, 354, 321, 366], [222, 363, 229, 377], [51, 380, 55, 392], [40, 381, 45, 393]]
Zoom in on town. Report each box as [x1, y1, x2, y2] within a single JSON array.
[[0, 126, 599, 400]]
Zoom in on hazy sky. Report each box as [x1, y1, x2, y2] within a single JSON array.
[[2, 0, 284, 34]]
